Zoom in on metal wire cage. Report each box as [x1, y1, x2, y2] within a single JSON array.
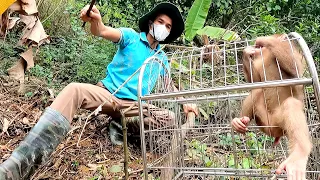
[[137, 32, 320, 179]]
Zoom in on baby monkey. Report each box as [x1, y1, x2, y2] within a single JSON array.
[[232, 34, 312, 179]]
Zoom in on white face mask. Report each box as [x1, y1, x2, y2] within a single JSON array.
[[149, 23, 170, 42]]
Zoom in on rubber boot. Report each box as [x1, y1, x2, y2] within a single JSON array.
[[108, 117, 141, 146], [0, 107, 71, 180], [109, 120, 124, 146]]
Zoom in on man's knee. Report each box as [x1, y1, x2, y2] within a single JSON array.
[[64, 82, 83, 94]]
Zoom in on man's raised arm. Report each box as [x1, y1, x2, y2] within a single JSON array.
[[80, 5, 121, 43]]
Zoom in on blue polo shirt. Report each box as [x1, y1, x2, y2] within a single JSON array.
[[101, 28, 170, 101]]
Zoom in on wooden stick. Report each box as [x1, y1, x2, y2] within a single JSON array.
[[121, 112, 129, 180], [82, 0, 96, 28]]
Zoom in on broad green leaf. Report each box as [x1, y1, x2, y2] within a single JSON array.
[[228, 155, 235, 167], [228, 158, 235, 167], [185, 0, 213, 41], [267, 5, 272, 11], [109, 164, 122, 173], [242, 158, 250, 169], [200, 143, 207, 152], [274, 5, 281, 10], [171, 60, 189, 73], [187, 149, 198, 157], [199, 107, 209, 120], [204, 156, 213, 167], [196, 26, 240, 41], [261, 165, 271, 175], [191, 139, 200, 148]]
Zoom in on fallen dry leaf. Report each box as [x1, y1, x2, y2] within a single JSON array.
[[20, 0, 38, 15], [19, 14, 36, 29], [0, 145, 6, 151], [2, 154, 11, 160], [47, 88, 55, 99], [94, 105, 102, 116], [20, 46, 34, 70], [8, 1, 21, 12], [87, 163, 102, 174], [109, 164, 122, 173], [8, 17, 20, 29], [22, 117, 30, 125], [7, 58, 26, 83], [53, 158, 62, 169], [78, 165, 90, 173], [2, 118, 10, 133], [19, 18, 49, 46], [0, 10, 9, 37], [1, 0, 49, 90]]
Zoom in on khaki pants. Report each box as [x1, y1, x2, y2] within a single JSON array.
[[50, 82, 175, 126]]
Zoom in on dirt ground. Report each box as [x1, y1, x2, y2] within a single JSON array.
[[0, 76, 144, 180]]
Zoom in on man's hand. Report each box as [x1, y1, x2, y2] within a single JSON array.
[[231, 116, 250, 133], [276, 149, 308, 180], [183, 104, 198, 116], [80, 5, 102, 24], [79, 5, 120, 42]]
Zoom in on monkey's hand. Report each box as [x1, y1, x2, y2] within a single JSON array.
[[243, 46, 256, 58], [183, 103, 198, 116], [276, 149, 308, 179], [231, 116, 250, 133]]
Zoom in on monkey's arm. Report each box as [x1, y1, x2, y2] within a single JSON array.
[[281, 110, 312, 156], [240, 93, 254, 119], [255, 36, 304, 78], [275, 98, 312, 175]]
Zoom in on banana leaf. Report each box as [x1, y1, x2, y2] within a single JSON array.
[[185, 0, 212, 41]]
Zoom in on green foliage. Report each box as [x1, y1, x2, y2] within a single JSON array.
[[0, 45, 16, 76], [247, 14, 287, 37], [219, 133, 241, 147], [29, 65, 54, 85], [185, 139, 214, 167], [185, 0, 213, 41], [217, 132, 275, 169], [71, 161, 80, 168], [34, 37, 114, 86], [37, 0, 73, 36], [212, 0, 233, 15], [24, 91, 34, 98], [246, 132, 263, 155], [266, 0, 288, 12], [197, 26, 240, 41]]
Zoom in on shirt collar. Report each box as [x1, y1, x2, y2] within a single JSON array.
[[140, 32, 161, 51]]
